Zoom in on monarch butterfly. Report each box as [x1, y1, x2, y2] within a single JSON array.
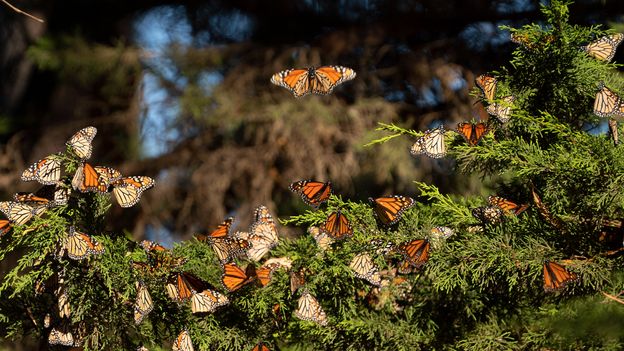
[[134, 280, 153, 324], [48, 322, 76, 347], [252, 342, 271, 351], [0, 219, 11, 237], [543, 261, 578, 292], [290, 270, 306, 295], [582, 33, 624, 62], [173, 329, 194, 351], [368, 238, 395, 255], [369, 195, 415, 226], [256, 263, 279, 287], [66, 126, 97, 160], [57, 281, 71, 319], [191, 288, 229, 314], [21, 154, 62, 185], [475, 74, 497, 101], [198, 218, 249, 264], [15, 185, 70, 208], [430, 226, 454, 239], [320, 210, 353, 239], [140, 240, 167, 253], [456, 122, 489, 146], [270, 65, 356, 97], [410, 126, 447, 159], [294, 290, 328, 326], [308, 225, 334, 251], [349, 253, 382, 287], [222, 262, 256, 292], [0, 201, 38, 225], [510, 32, 556, 49], [60, 226, 105, 260], [196, 217, 233, 241], [397, 239, 430, 274], [471, 206, 504, 225], [488, 195, 529, 216], [593, 84, 624, 118], [166, 272, 208, 302], [246, 206, 279, 261], [486, 95, 515, 123], [72, 162, 109, 193], [43, 313, 51, 328], [109, 176, 155, 208], [289, 180, 332, 208]]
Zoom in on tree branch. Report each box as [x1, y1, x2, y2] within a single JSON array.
[[1, 0, 44, 23]]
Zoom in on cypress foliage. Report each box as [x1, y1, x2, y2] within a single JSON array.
[[1, 1, 623, 350]]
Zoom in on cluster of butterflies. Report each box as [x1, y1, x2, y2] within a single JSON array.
[[409, 32, 624, 160], [0, 127, 155, 347], [0, 126, 155, 239], [470, 195, 578, 291]]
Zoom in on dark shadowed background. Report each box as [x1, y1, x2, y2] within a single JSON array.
[[1, 0, 622, 246]]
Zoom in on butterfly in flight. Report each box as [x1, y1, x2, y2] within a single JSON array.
[[271, 66, 356, 97], [369, 195, 415, 226], [486, 95, 515, 123], [21, 154, 62, 186], [66, 126, 97, 160], [475, 74, 497, 102], [456, 122, 489, 146], [582, 33, 623, 62], [349, 253, 382, 287], [410, 126, 447, 159], [488, 195, 529, 216], [289, 180, 332, 208], [320, 210, 353, 239], [543, 261, 578, 292], [593, 84, 624, 118], [294, 290, 328, 326]]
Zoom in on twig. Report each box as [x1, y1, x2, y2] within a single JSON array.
[[601, 291, 624, 305], [1, 0, 44, 23]]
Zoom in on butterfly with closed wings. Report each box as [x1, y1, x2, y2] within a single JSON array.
[[582, 33, 623, 62], [410, 126, 447, 159]]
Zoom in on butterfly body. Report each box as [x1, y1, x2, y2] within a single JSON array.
[[410, 126, 447, 159], [191, 288, 229, 314], [320, 210, 353, 239], [397, 239, 430, 274], [271, 65, 356, 97], [21, 154, 62, 185], [173, 330, 194, 351], [475, 74, 497, 101], [66, 126, 97, 159], [222, 262, 256, 292], [456, 122, 489, 146], [543, 261, 577, 292], [289, 180, 332, 208], [582, 33, 623, 62], [134, 280, 153, 324], [246, 206, 279, 261], [349, 253, 382, 286], [369, 196, 415, 226], [294, 291, 328, 326], [488, 195, 529, 216]]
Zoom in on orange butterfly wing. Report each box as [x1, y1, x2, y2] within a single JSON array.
[[475, 74, 497, 101], [369, 196, 415, 226], [289, 180, 332, 208], [222, 263, 254, 292], [320, 210, 353, 239], [0, 219, 11, 237], [197, 217, 233, 241], [397, 239, 430, 274], [252, 342, 271, 351], [457, 122, 488, 146], [488, 196, 528, 215], [543, 261, 577, 292], [270, 69, 310, 97]]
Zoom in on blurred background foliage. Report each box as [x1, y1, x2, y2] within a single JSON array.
[[1, 0, 623, 241], [1, 0, 623, 349]]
